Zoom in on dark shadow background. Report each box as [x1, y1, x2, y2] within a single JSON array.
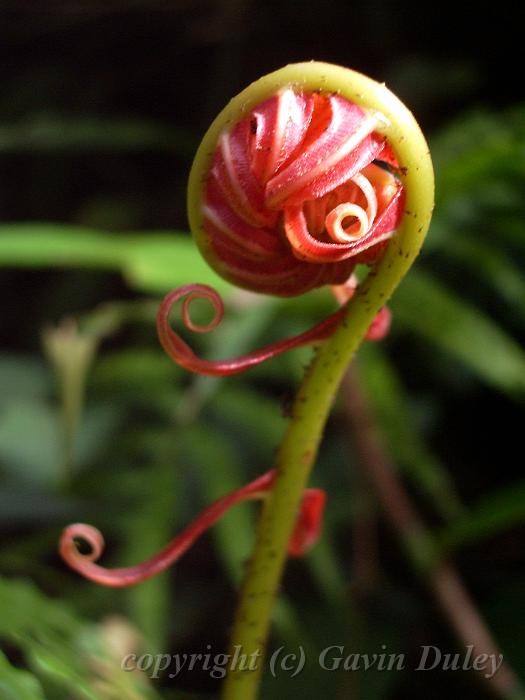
[[1, 1, 521, 229]]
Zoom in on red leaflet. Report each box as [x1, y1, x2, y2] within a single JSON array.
[[204, 178, 283, 260], [212, 120, 277, 229], [283, 174, 404, 263], [364, 306, 392, 341], [288, 488, 326, 557], [251, 90, 315, 184], [59, 469, 326, 587], [265, 97, 382, 207], [203, 88, 403, 297]]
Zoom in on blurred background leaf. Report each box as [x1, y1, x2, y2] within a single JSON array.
[[0, 225, 229, 294]]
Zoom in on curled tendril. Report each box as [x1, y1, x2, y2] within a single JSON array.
[[59, 470, 325, 587], [157, 284, 346, 376], [156, 283, 390, 377]]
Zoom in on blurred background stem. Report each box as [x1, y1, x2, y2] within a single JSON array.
[[42, 319, 98, 484], [342, 363, 525, 700]]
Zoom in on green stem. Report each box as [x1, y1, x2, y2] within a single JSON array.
[[214, 63, 434, 700]]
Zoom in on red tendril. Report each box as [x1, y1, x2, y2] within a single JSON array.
[[59, 470, 325, 587], [157, 283, 390, 376], [157, 283, 349, 376]]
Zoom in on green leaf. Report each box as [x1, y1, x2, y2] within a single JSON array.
[[122, 233, 230, 294], [439, 480, 525, 552], [431, 107, 525, 200], [435, 235, 525, 320], [359, 344, 464, 521], [306, 537, 347, 604], [91, 349, 183, 393], [0, 224, 230, 294], [0, 651, 47, 700], [0, 400, 62, 487], [0, 355, 51, 405], [424, 104, 525, 269], [393, 269, 525, 397], [0, 578, 162, 700], [181, 424, 256, 582], [122, 452, 184, 653], [0, 224, 123, 268], [210, 385, 286, 453]]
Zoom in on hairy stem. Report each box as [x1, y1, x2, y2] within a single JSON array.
[[219, 63, 434, 700]]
